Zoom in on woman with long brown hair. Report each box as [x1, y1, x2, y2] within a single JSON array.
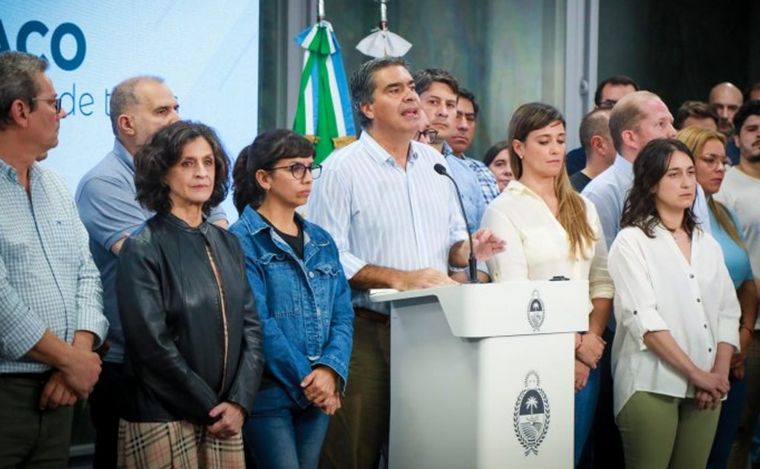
[[481, 102, 614, 466], [608, 138, 740, 468]]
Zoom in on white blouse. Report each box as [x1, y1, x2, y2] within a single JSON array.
[[607, 224, 740, 416], [482, 181, 614, 314]]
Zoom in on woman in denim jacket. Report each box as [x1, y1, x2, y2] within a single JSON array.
[[229, 129, 353, 469]]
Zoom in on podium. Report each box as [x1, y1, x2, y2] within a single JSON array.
[[371, 281, 588, 469]]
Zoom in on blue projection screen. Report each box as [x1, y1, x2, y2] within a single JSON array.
[[1, 0, 260, 218]]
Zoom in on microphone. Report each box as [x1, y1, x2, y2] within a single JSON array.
[[433, 163, 478, 283]]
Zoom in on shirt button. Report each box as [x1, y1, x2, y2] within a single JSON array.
[[689, 274, 695, 279], [316, 308, 321, 315], [633, 310, 638, 315], [309, 272, 315, 278], [708, 347, 713, 353], [696, 298, 701, 303], [704, 324, 708, 329]]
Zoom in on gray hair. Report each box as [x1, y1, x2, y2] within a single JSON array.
[[109, 75, 164, 136], [350, 56, 409, 129], [0, 51, 48, 131]]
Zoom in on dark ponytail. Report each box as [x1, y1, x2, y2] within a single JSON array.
[[232, 129, 315, 214]]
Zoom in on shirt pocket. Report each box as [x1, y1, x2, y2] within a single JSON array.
[[42, 218, 80, 270], [311, 262, 341, 329], [258, 252, 302, 317]]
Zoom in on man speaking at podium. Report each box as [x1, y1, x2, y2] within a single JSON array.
[[308, 57, 504, 468]]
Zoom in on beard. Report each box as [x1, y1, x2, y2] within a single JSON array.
[[746, 153, 760, 163]]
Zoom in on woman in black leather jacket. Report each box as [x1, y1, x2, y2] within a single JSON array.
[[116, 120, 264, 468]]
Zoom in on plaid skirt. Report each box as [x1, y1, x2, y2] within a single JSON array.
[[117, 419, 245, 469]]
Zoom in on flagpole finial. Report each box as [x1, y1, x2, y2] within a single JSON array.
[[317, 0, 325, 21], [379, 1, 388, 29]]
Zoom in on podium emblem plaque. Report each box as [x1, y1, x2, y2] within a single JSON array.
[[513, 371, 551, 456], [527, 290, 545, 331]]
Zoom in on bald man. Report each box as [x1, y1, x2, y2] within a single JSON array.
[[709, 82, 744, 165], [709, 82, 744, 136]]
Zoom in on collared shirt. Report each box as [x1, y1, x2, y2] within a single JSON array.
[[608, 225, 740, 416], [307, 131, 468, 314], [75, 139, 226, 363], [483, 180, 614, 315], [583, 154, 711, 250], [442, 143, 486, 233], [456, 153, 501, 204], [715, 166, 760, 328], [0, 160, 107, 372]]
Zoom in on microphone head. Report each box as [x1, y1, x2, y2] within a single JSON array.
[[433, 163, 448, 175]]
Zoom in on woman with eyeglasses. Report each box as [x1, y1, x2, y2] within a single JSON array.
[[229, 129, 353, 468], [607, 138, 740, 468], [677, 127, 758, 469]]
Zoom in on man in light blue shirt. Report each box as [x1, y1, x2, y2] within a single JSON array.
[[75, 75, 227, 467], [308, 57, 503, 469], [0, 51, 108, 466], [583, 90, 710, 249], [413, 68, 486, 234]]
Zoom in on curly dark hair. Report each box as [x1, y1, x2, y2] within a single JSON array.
[[134, 120, 230, 214], [620, 138, 698, 238], [232, 129, 314, 214]]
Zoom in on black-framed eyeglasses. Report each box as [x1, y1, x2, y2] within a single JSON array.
[[415, 128, 438, 142], [268, 162, 322, 180], [32, 96, 63, 113]]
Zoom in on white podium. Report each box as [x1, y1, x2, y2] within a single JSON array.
[[371, 281, 588, 469]]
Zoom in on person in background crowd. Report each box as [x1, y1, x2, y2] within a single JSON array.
[[308, 57, 504, 469], [677, 127, 758, 469], [746, 82, 760, 102], [675, 100, 719, 131], [566, 75, 639, 175], [482, 102, 613, 466], [571, 108, 615, 192], [447, 88, 500, 204], [714, 100, 760, 469], [230, 129, 354, 468], [414, 68, 486, 234], [482, 140, 513, 192], [116, 121, 264, 468], [709, 82, 744, 165], [710, 82, 744, 137], [76, 75, 228, 468], [608, 138, 739, 469], [0, 50, 108, 468]]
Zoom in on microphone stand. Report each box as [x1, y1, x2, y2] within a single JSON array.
[[434, 163, 478, 283]]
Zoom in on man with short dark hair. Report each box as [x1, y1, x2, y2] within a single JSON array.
[[308, 57, 503, 469], [75, 75, 227, 467], [413, 69, 486, 234], [675, 100, 719, 131], [447, 88, 500, 204], [0, 50, 108, 466], [570, 108, 615, 192], [566, 75, 639, 175], [715, 100, 760, 467]]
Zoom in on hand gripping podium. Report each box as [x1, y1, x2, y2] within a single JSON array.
[[370, 280, 588, 469]]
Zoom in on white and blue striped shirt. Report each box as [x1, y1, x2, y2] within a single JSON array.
[[307, 131, 468, 313], [0, 160, 107, 371]]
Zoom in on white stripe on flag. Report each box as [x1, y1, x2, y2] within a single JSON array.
[[324, 55, 346, 136]]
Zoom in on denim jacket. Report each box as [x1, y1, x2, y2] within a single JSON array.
[[230, 206, 354, 409]]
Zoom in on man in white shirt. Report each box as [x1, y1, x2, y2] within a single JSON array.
[[308, 57, 503, 469], [715, 100, 760, 466]]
